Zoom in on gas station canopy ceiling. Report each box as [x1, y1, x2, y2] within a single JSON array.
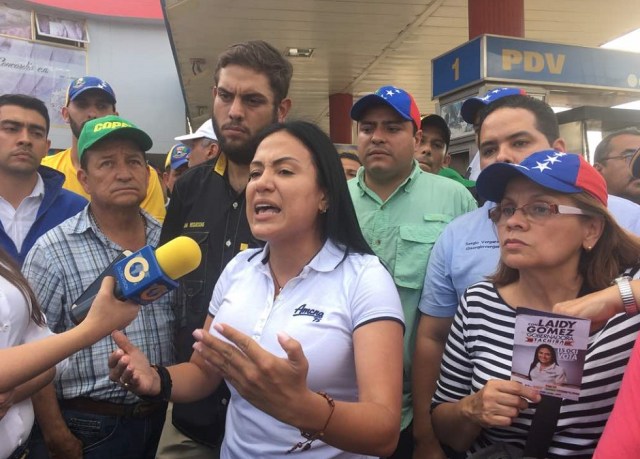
[[162, 0, 640, 132]]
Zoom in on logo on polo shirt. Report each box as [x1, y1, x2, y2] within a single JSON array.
[[293, 304, 324, 323]]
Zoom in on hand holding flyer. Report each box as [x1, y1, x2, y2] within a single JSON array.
[[511, 307, 590, 401]]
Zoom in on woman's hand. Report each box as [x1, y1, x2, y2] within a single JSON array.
[[83, 277, 140, 334], [107, 330, 160, 397], [553, 285, 621, 330], [461, 380, 540, 428], [191, 324, 310, 424]]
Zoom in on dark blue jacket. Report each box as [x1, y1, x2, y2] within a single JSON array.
[[0, 166, 87, 265]]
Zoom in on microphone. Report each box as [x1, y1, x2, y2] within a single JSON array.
[[70, 236, 202, 324]]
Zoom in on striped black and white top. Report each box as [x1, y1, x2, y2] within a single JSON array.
[[432, 273, 640, 458]]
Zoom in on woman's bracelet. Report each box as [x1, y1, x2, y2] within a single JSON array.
[[138, 365, 172, 403], [287, 391, 336, 454]]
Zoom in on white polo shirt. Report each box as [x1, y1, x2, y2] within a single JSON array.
[[209, 239, 404, 459], [0, 273, 52, 459]]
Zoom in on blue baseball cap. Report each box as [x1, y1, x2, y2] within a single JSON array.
[[460, 87, 526, 124], [351, 85, 421, 129], [476, 150, 608, 207], [66, 76, 116, 106], [165, 143, 191, 170]]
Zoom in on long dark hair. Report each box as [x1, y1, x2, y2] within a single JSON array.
[[251, 121, 373, 255], [0, 248, 45, 326], [528, 344, 558, 375]]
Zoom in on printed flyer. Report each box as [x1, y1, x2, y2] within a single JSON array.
[[511, 307, 590, 401]]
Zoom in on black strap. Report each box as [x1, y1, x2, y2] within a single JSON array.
[[139, 365, 172, 403], [522, 282, 592, 458], [522, 388, 563, 457]]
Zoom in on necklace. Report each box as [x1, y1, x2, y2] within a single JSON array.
[[270, 266, 284, 296], [268, 245, 324, 298]]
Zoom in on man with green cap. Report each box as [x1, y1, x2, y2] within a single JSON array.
[[23, 115, 176, 459]]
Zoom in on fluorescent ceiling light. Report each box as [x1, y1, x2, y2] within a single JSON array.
[[601, 30, 640, 109], [612, 100, 640, 110], [601, 28, 640, 52], [285, 47, 314, 58]]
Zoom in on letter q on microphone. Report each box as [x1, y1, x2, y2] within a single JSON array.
[[114, 236, 202, 304], [69, 237, 202, 324]]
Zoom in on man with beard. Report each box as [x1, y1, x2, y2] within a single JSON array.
[[42, 76, 166, 222], [156, 40, 292, 459]]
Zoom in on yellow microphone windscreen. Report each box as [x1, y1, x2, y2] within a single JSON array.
[[155, 236, 202, 280]]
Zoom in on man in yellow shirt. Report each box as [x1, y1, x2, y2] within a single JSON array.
[[42, 76, 166, 222]]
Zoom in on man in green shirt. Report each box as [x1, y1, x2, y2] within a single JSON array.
[[348, 85, 477, 458]]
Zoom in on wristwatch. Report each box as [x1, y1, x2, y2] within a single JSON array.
[[614, 276, 638, 316]]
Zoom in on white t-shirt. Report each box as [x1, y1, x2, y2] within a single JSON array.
[[529, 363, 567, 386], [209, 239, 404, 459], [0, 272, 52, 459]]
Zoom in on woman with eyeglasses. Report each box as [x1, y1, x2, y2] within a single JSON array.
[[431, 150, 640, 458]]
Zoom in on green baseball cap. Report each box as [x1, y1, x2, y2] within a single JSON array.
[[438, 167, 476, 188], [77, 115, 153, 160]]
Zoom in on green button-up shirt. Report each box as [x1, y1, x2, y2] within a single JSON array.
[[349, 161, 477, 429]]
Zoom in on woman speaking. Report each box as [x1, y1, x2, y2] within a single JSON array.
[[431, 150, 640, 458], [108, 121, 404, 458]]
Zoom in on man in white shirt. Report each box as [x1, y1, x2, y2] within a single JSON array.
[[0, 94, 86, 265]]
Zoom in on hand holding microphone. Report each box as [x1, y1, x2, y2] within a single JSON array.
[[81, 276, 141, 335], [71, 236, 202, 324]]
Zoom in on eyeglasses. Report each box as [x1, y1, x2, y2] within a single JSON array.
[[602, 149, 638, 167], [488, 202, 589, 224]]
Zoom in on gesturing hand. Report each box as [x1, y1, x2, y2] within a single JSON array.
[[191, 323, 310, 424], [107, 330, 160, 397], [463, 380, 541, 428]]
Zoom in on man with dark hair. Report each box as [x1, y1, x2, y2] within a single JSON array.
[[0, 93, 86, 459], [348, 85, 477, 458], [413, 94, 640, 459], [593, 128, 640, 204], [156, 39, 292, 459], [337, 148, 361, 179], [414, 114, 476, 192], [0, 94, 86, 264], [42, 76, 167, 222], [24, 115, 175, 459], [461, 87, 527, 180], [414, 114, 450, 175]]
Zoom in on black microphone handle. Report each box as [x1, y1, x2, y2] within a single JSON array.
[[69, 251, 131, 325], [69, 284, 126, 325]]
